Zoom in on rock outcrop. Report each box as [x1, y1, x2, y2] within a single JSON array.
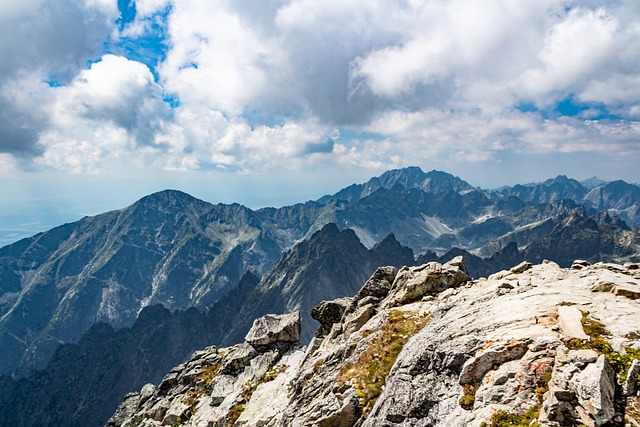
[[108, 258, 640, 427]]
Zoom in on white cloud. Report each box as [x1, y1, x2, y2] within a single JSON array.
[[133, 0, 171, 18], [0, 0, 119, 155], [1, 0, 640, 181], [518, 7, 618, 105], [159, 0, 285, 115]]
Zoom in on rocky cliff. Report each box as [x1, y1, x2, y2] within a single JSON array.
[[108, 258, 640, 427]]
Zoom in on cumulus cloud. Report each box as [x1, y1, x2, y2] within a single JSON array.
[[0, 0, 118, 157], [1, 0, 639, 178]]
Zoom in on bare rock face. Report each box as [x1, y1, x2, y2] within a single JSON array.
[[107, 259, 640, 427], [245, 312, 301, 348]]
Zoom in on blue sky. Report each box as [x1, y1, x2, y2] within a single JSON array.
[[1, 0, 640, 246]]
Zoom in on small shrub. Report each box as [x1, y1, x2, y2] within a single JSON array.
[[486, 404, 541, 427]]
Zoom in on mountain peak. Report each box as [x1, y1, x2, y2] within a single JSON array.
[[319, 166, 473, 204]]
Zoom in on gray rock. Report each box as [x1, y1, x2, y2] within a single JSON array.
[[355, 266, 398, 300], [105, 393, 141, 427], [510, 261, 533, 274], [459, 338, 531, 385], [557, 306, 590, 341], [220, 342, 257, 375], [623, 359, 640, 396], [343, 304, 376, 335], [385, 257, 470, 306], [571, 355, 616, 425], [139, 384, 156, 406], [209, 375, 236, 406], [311, 298, 352, 336], [245, 312, 301, 347], [567, 349, 598, 365]]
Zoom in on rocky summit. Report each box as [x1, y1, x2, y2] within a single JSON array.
[[108, 258, 640, 427]]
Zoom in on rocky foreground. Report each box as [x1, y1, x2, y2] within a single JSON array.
[[108, 258, 640, 427]]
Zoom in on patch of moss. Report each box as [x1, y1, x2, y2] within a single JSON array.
[[337, 310, 430, 417], [459, 384, 478, 410], [567, 313, 640, 382], [226, 403, 245, 427], [481, 404, 541, 427]]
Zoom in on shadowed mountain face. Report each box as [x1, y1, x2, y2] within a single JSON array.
[[213, 223, 416, 345], [1, 167, 639, 379], [0, 304, 221, 427]]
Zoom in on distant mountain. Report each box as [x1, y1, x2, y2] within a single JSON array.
[[494, 176, 640, 226], [583, 180, 640, 224], [420, 209, 640, 276], [0, 190, 291, 376], [521, 209, 640, 266], [581, 176, 608, 189], [317, 167, 474, 204], [493, 175, 588, 204]]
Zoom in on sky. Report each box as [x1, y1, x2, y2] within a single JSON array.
[[1, 0, 640, 246]]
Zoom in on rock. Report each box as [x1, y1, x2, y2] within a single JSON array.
[[612, 284, 640, 299], [139, 384, 156, 406], [567, 349, 598, 365], [625, 262, 640, 271], [572, 260, 592, 270], [108, 260, 640, 427], [311, 298, 352, 336], [385, 257, 470, 306], [343, 304, 376, 335], [590, 281, 614, 292], [209, 375, 236, 406], [623, 359, 640, 396], [557, 306, 590, 341], [220, 342, 257, 375], [571, 355, 616, 425], [245, 312, 301, 347], [510, 261, 532, 274], [459, 338, 532, 385], [106, 393, 141, 427], [355, 266, 398, 300], [315, 389, 360, 427]]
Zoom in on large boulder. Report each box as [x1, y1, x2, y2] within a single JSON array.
[[384, 256, 470, 306], [355, 266, 398, 300], [571, 355, 617, 425], [245, 311, 301, 347], [311, 298, 352, 336]]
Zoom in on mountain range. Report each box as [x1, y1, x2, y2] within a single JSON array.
[[0, 166, 639, 426]]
